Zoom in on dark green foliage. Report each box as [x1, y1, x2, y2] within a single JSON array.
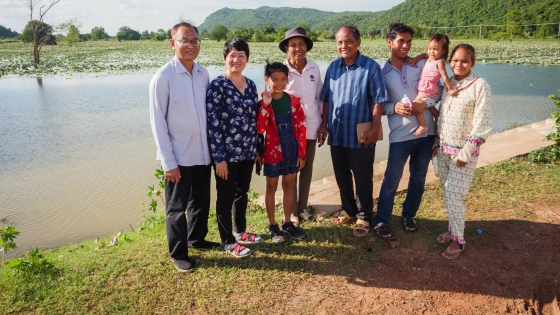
[[547, 91, 560, 143], [199, 6, 366, 34], [9, 248, 58, 278], [528, 145, 560, 164], [116, 26, 140, 41], [210, 24, 229, 41], [90, 26, 110, 40], [150, 29, 167, 41], [0, 24, 18, 38], [21, 20, 56, 45], [368, 0, 560, 38], [1, 224, 19, 262]]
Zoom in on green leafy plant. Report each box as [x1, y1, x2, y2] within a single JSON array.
[[546, 90, 560, 143], [139, 167, 166, 230], [9, 248, 59, 278], [0, 224, 19, 264], [528, 145, 560, 164], [247, 188, 265, 214], [142, 167, 165, 214]]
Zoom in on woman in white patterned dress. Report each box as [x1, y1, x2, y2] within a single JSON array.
[[432, 44, 492, 259]]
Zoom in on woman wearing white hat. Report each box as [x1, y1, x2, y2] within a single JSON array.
[[279, 27, 323, 226]]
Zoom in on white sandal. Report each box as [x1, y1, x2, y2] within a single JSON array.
[[299, 211, 314, 221]]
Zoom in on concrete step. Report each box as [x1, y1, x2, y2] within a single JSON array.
[[256, 119, 557, 219]]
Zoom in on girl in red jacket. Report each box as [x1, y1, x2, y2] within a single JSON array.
[[257, 62, 307, 243]]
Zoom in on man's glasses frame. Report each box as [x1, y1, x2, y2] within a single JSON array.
[[173, 38, 201, 47]]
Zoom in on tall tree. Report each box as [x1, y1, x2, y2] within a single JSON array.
[[367, 27, 376, 40], [57, 18, 82, 46], [90, 26, 109, 40], [28, 0, 61, 69], [210, 24, 229, 41], [116, 26, 140, 41], [21, 20, 56, 44]]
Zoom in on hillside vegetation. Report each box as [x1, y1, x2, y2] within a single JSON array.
[[199, 0, 560, 39], [198, 6, 376, 33]]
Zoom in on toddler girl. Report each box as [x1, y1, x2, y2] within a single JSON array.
[[408, 33, 456, 136], [433, 44, 492, 259], [257, 62, 307, 243]]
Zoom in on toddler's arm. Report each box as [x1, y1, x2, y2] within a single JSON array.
[[406, 53, 427, 65], [436, 61, 456, 97]]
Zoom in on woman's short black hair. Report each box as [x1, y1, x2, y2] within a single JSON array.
[[223, 38, 250, 59], [451, 44, 476, 63], [264, 61, 288, 77]]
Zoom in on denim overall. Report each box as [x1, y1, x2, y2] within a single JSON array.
[[263, 106, 298, 178]]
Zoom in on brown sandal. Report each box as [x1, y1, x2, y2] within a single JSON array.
[[331, 210, 354, 225], [437, 231, 453, 243], [442, 243, 465, 259]]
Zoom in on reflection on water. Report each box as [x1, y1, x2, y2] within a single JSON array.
[[0, 63, 558, 256]]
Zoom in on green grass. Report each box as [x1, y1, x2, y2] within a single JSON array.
[[1, 146, 559, 314], [0, 39, 559, 78]]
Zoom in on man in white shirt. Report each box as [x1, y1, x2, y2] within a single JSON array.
[[149, 21, 219, 272]]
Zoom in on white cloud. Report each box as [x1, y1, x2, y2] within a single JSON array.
[[0, 0, 403, 35]]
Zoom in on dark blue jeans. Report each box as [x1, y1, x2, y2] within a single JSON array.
[[374, 136, 434, 225]]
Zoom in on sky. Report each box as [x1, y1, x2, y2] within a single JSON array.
[[0, 0, 404, 35]]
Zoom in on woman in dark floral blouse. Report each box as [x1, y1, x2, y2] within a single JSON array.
[[206, 38, 261, 258]]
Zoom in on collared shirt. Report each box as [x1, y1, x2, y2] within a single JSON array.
[[320, 52, 388, 148], [149, 56, 211, 171], [206, 75, 259, 163], [381, 58, 441, 143], [284, 58, 323, 139]]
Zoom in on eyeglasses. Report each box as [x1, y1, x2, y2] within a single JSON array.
[[173, 38, 201, 47]]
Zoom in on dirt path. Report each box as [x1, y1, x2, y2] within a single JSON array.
[[283, 204, 560, 315]]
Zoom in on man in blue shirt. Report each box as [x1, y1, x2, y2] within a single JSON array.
[[373, 23, 441, 240], [318, 25, 388, 237]]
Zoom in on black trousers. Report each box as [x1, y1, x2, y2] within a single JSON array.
[[214, 160, 254, 245], [164, 164, 211, 261], [330, 146, 375, 221]]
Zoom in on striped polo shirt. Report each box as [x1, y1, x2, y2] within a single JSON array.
[[320, 52, 388, 148]]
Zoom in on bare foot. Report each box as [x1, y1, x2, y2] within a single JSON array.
[[413, 125, 429, 136], [442, 241, 464, 259], [290, 214, 299, 227]]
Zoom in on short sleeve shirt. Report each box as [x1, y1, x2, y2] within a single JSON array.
[[320, 52, 388, 148]]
